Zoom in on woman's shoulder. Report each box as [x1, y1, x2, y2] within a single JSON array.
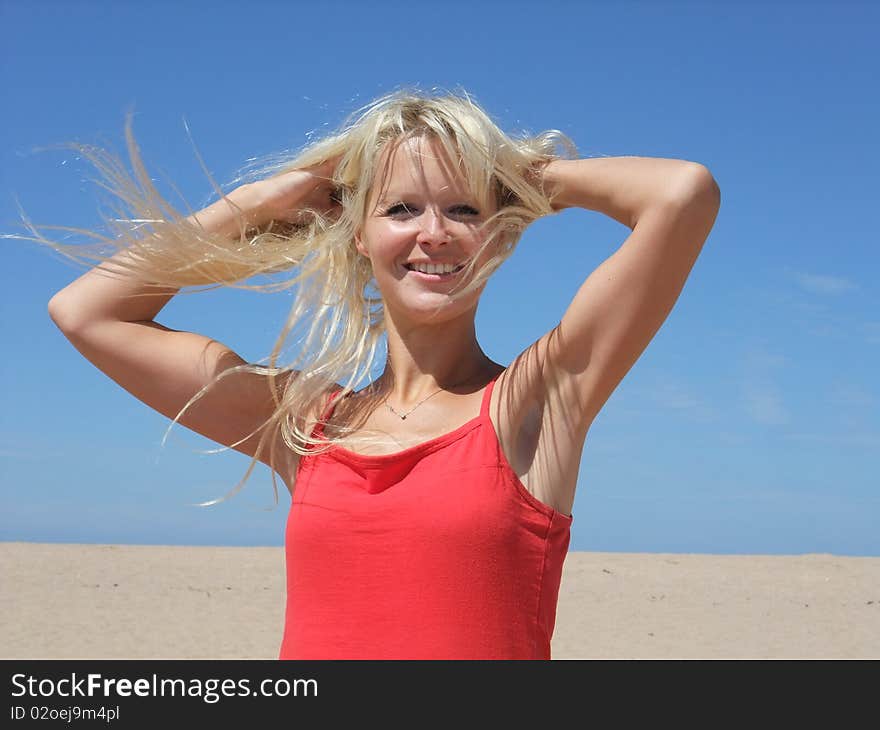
[[274, 382, 343, 494]]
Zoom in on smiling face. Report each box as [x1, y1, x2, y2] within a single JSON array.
[[355, 134, 498, 322]]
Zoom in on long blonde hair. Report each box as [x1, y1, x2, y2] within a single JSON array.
[[13, 87, 576, 503]]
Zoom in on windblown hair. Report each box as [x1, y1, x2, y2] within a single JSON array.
[[14, 87, 576, 504]]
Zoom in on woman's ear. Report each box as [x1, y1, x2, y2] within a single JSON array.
[[354, 232, 369, 259]]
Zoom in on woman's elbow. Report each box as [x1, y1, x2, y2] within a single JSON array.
[[684, 164, 721, 208]]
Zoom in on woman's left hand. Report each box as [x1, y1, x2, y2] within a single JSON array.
[[528, 159, 569, 212]]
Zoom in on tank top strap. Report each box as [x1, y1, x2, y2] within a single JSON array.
[[311, 386, 346, 440], [480, 372, 500, 421]]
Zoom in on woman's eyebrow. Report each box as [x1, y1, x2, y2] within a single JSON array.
[[377, 192, 407, 203], [378, 184, 468, 204]]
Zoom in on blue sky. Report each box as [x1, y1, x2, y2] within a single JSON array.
[[2, 1, 877, 555]]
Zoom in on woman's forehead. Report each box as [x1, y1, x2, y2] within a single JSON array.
[[372, 135, 472, 198]]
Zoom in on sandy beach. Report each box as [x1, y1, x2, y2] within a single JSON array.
[[2, 542, 877, 659]]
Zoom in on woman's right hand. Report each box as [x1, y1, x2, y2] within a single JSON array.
[[188, 157, 342, 238], [245, 157, 342, 227]]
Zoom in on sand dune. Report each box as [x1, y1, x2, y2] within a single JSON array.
[[2, 542, 877, 659]]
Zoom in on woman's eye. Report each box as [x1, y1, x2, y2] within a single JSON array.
[[386, 203, 415, 216], [384, 203, 479, 218]]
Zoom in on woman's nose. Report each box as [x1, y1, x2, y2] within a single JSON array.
[[415, 207, 451, 244]]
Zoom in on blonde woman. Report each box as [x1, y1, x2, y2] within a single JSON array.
[[38, 89, 720, 659]]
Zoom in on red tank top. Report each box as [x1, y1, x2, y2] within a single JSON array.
[[279, 373, 572, 660]]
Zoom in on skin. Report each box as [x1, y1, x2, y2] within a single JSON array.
[[47, 118, 720, 515], [353, 135, 504, 407]]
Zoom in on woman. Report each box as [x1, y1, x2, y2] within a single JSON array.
[[41, 89, 720, 659]]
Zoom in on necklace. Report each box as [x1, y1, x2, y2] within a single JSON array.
[[382, 370, 489, 421]]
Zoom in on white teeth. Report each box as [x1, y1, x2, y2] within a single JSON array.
[[407, 262, 460, 275]]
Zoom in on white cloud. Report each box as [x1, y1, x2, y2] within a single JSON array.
[[624, 378, 718, 424], [827, 383, 876, 409], [650, 380, 717, 423], [718, 431, 750, 446], [742, 383, 790, 425], [863, 322, 880, 345], [743, 350, 788, 370], [784, 432, 880, 449], [653, 381, 703, 410], [793, 271, 859, 295], [740, 347, 790, 426]]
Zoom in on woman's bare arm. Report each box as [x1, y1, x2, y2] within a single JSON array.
[[48, 161, 339, 468], [537, 156, 721, 427]]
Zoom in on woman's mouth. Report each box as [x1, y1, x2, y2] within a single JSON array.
[[403, 263, 465, 280]]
